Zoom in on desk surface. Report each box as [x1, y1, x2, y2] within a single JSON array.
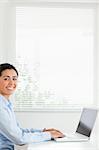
[[15, 139, 98, 150]]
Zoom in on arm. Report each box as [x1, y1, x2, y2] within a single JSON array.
[[17, 122, 44, 133], [0, 107, 51, 145]]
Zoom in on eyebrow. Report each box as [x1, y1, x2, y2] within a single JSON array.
[[2, 75, 18, 78]]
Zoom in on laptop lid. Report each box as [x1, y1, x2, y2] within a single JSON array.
[[76, 108, 98, 137]]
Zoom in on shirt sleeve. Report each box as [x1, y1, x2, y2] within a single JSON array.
[[17, 122, 44, 133], [0, 107, 51, 145]]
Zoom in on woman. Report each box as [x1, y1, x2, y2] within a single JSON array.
[[0, 63, 64, 150]]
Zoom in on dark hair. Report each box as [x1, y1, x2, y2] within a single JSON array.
[[0, 63, 18, 76]]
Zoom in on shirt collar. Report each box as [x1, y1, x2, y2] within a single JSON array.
[[0, 94, 12, 109]]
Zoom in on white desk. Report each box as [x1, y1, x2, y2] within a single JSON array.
[[15, 139, 98, 150]]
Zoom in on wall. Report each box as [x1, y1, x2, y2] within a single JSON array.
[[15, 111, 81, 132], [96, 4, 99, 148], [0, 3, 16, 63]]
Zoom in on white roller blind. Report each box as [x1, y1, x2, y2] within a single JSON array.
[[15, 5, 95, 111]]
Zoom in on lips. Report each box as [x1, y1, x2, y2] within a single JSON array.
[[6, 87, 14, 90]]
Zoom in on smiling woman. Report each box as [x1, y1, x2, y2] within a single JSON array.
[[0, 63, 64, 149], [0, 65, 18, 99]]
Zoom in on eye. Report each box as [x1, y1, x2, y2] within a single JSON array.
[[4, 77, 9, 81], [13, 77, 18, 81]]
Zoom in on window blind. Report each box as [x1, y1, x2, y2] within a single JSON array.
[[15, 5, 95, 111]]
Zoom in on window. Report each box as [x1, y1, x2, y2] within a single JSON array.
[[15, 5, 95, 111]]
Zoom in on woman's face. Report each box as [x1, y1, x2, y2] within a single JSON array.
[[0, 69, 18, 99]]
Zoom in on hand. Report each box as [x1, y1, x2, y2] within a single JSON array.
[[43, 128, 65, 139]]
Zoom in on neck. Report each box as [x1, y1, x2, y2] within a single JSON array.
[[0, 94, 10, 100]]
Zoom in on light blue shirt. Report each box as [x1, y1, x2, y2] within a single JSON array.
[[0, 95, 51, 149]]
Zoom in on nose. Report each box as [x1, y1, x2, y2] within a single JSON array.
[[8, 79, 14, 85]]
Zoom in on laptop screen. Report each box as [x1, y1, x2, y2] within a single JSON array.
[[76, 108, 97, 137]]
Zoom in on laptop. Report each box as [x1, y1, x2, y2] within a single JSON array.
[[55, 108, 98, 142]]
